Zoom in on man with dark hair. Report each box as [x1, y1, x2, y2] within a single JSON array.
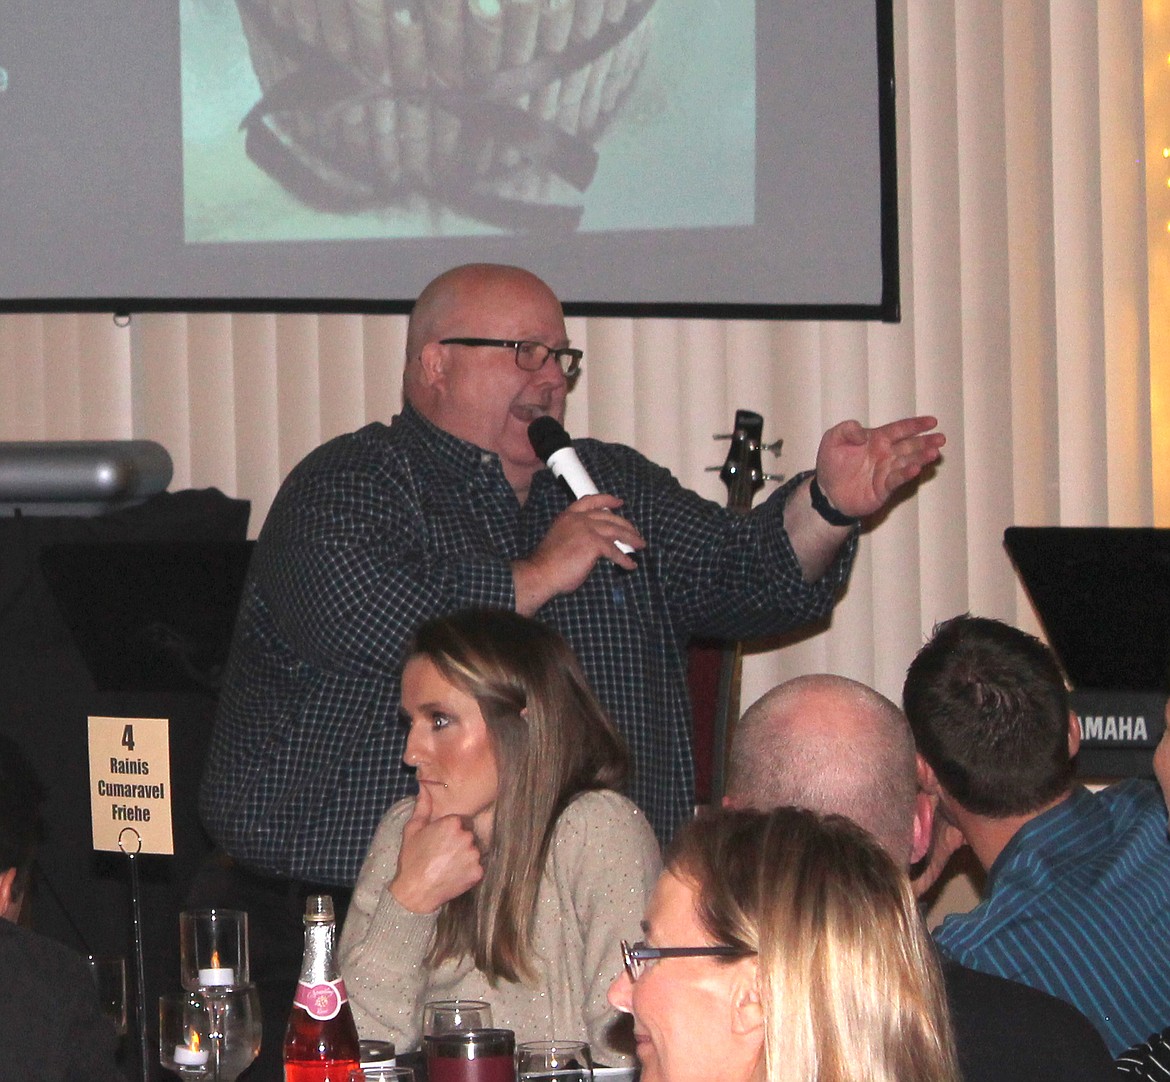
[[725, 673, 1113, 1082], [0, 735, 126, 1082], [903, 613, 1074, 817], [904, 614, 1170, 1056]]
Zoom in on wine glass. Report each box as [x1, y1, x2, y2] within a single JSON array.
[[421, 999, 492, 1036], [86, 954, 128, 1039], [516, 1040, 593, 1082], [200, 984, 262, 1082]]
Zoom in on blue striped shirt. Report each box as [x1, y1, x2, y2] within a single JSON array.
[[934, 781, 1170, 1056]]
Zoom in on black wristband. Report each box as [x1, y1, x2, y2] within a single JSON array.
[[809, 475, 859, 527]]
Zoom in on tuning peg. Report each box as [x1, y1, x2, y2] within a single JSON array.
[[707, 467, 786, 484], [714, 434, 765, 449], [715, 433, 780, 452]]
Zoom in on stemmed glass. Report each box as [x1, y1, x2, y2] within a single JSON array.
[[203, 986, 261, 1081], [179, 909, 261, 1082]]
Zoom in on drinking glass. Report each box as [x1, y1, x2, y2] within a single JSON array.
[[359, 1039, 397, 1067], [160, 991, 213, 1078], [425, 1028, 514, 1082], [347, 1069, 415, 1082], [86, 954, 128, 1038], [516, 1040, 593, 1082], [421, 999, 493, 1037]]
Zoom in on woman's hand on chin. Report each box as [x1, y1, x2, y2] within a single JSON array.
[[390, 784, 485, 913]]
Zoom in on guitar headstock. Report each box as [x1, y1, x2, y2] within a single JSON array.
[[714, 410, 782, 513]]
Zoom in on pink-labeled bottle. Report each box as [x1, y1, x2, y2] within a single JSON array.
[[283, 894, 361, 1082]]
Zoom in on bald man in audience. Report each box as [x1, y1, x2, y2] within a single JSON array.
[[724, 674, 1112, 1082]]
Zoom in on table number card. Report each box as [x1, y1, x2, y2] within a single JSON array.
[[87, 716, 175, 855]]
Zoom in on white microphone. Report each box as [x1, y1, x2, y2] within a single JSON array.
[[528, 417, 635, 555]]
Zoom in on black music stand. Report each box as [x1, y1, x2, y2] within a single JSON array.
[[1004, 526, 1170, 778], [39, 540, 254, 694]]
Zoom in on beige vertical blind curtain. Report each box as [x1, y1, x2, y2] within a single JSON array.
[[0, 0, 1155, 717]]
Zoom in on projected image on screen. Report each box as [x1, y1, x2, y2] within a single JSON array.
[[1, 1, 891, 314], [181, 0, 754, 242]]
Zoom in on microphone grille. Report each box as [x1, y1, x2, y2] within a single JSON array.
[[527, 416, 572, 463]]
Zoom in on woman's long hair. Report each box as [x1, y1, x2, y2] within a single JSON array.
[[411, 609, 629, 983], [668, 807, 961, 1082]]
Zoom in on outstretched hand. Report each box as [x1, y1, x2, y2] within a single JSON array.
[[389, 784, 484, 914], [815, 415, 946, 520]]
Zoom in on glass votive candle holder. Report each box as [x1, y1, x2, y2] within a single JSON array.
[[180, 908, 250, 991]]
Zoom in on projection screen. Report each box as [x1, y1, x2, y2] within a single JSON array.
[[0, 0, 897, 319]]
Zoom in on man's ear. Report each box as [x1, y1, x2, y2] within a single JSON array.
[[910, 789, 935, 866], [417, 341, 447, 387], [916, 753, 941, 796], [730, 960, 765, 1036], [1068, 710, 1081, 760], [0, 867, 22, 923]]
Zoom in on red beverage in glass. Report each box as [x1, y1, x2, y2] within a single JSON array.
[[427, 1053, 515, 1082], [425, 1028, 516, 1082]]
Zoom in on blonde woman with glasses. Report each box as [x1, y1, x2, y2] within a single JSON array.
[[608, 806, 960, 1082]]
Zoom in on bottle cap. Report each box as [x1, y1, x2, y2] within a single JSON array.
[[304, 894, 335, 923]]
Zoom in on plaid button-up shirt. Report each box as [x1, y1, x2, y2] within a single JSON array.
[[200, 403, 856, 883]]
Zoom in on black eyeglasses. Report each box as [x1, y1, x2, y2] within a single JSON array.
[[620, 939, 752, 982], [438, 337, 583, 378]]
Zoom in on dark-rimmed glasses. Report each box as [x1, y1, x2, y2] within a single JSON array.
[[620, 939, 752, 982], [438, 337, 583, 378]]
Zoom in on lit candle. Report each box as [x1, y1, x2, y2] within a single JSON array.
[[173, 1033, 209, 1067], [198, 949, 235, 987]]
